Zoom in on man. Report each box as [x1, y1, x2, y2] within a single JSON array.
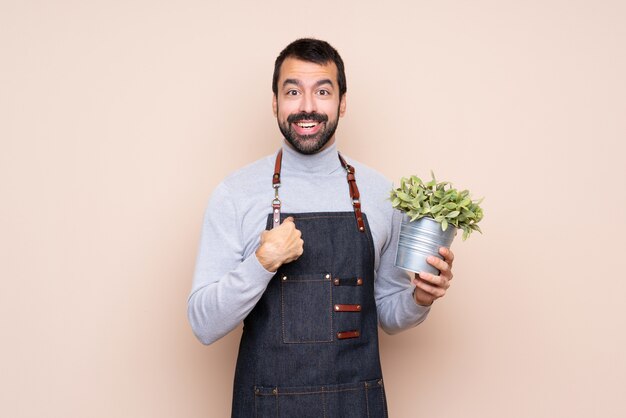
[[188, 38, 454, 417]]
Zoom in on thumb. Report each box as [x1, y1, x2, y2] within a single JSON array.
[[282, 216, 295, 225]]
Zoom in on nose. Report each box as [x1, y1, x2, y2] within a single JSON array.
[[299, 91, 316, 113]]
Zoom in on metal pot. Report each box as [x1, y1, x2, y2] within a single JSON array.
[[395, 216, 456, 275]]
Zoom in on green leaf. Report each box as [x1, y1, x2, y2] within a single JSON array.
[[411, 175, 423, 185], [446, 210, 460, 218], [441, 219, 449, 231], [431, 204, 443, 214], [410, 213, 422, 222], [445, 202, 457, 210], [463, 210, 476, 219], [397, 192, 412, 201]]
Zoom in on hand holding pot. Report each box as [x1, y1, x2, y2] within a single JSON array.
[[412, 247, 454, 307]]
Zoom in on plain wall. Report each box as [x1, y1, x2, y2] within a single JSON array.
[[1, 0, 625, 417]]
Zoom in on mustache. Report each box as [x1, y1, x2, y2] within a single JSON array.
[[287, 112, 328, 124]]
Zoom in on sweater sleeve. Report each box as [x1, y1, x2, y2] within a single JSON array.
[[374, 209, 431, 334], [187, 182, 275, 345]]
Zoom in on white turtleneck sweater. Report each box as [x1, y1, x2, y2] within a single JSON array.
[[188, 141, 430, 345]]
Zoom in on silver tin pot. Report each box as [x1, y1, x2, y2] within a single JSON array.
[[395, 216, 456, 275]]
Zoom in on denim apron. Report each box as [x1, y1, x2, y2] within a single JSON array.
[[231, 151, 388, 417]]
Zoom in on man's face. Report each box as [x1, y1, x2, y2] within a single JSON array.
[[273, 57, 346, 154]]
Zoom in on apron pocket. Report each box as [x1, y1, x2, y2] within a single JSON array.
[[364, 379, 388, 418], [254, 379, 387, 418], [281, 273, 333, 343]]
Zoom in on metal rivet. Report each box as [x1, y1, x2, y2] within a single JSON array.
[[274, 209, 279, 213], [255, 388, 260, 394], [333, 279, 340, 285], [334, 305, 340, 311], [282, 276, 287, 281], [359, 227, 364, 231], [357, 305, 361, 311], [325, 273, 330, 279], [357, 278, 363, 285], [272, 388, 277, 395], [378, 379, 383, 386]]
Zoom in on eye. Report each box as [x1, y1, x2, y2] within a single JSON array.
[[286, 89, 299, 96], [318, 89, 330, 96]]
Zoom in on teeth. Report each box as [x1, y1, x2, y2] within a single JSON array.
[[297, 122, 317, 128]]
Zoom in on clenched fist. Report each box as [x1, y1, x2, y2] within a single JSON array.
[[255, 217, 304, 272]]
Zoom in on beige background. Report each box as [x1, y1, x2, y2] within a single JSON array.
[[1, 0, 625, 417]]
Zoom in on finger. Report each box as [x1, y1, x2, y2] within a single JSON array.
[[439, 247, 454, 265], [283, 216, 295, 224], [412, 278, 446, 298], [418, 272, 450, 289], [426, 256, 450, 274]]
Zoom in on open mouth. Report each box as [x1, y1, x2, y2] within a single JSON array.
[[292, 120, 323, 135], [287, 112, 327, 136]]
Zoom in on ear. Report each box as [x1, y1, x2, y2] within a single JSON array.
[[272, 94, 277, 116], [339, 94, 347, 117]]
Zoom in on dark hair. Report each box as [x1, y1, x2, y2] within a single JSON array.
[[272, 38, 347, 98]]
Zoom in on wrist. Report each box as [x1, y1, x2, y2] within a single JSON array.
[[255, 245, 280, 273]]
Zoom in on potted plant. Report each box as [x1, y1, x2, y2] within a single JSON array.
[[390, 172, 484, 275]]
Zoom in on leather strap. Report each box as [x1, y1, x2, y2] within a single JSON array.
[[337, 153, 365, 232], [273, 149, 282, 186], [336, 330, 360, 340], [271, 150, 366, 233], [271, 150, 283, 229], [334, 304, 362, 312]]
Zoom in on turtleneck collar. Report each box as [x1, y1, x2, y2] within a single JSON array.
[[280, 139, 343, 175]]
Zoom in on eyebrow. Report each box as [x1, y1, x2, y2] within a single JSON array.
[[282, 78, 335, 89]]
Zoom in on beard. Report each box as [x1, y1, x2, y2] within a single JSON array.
[[277, 108, 340, 155]]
